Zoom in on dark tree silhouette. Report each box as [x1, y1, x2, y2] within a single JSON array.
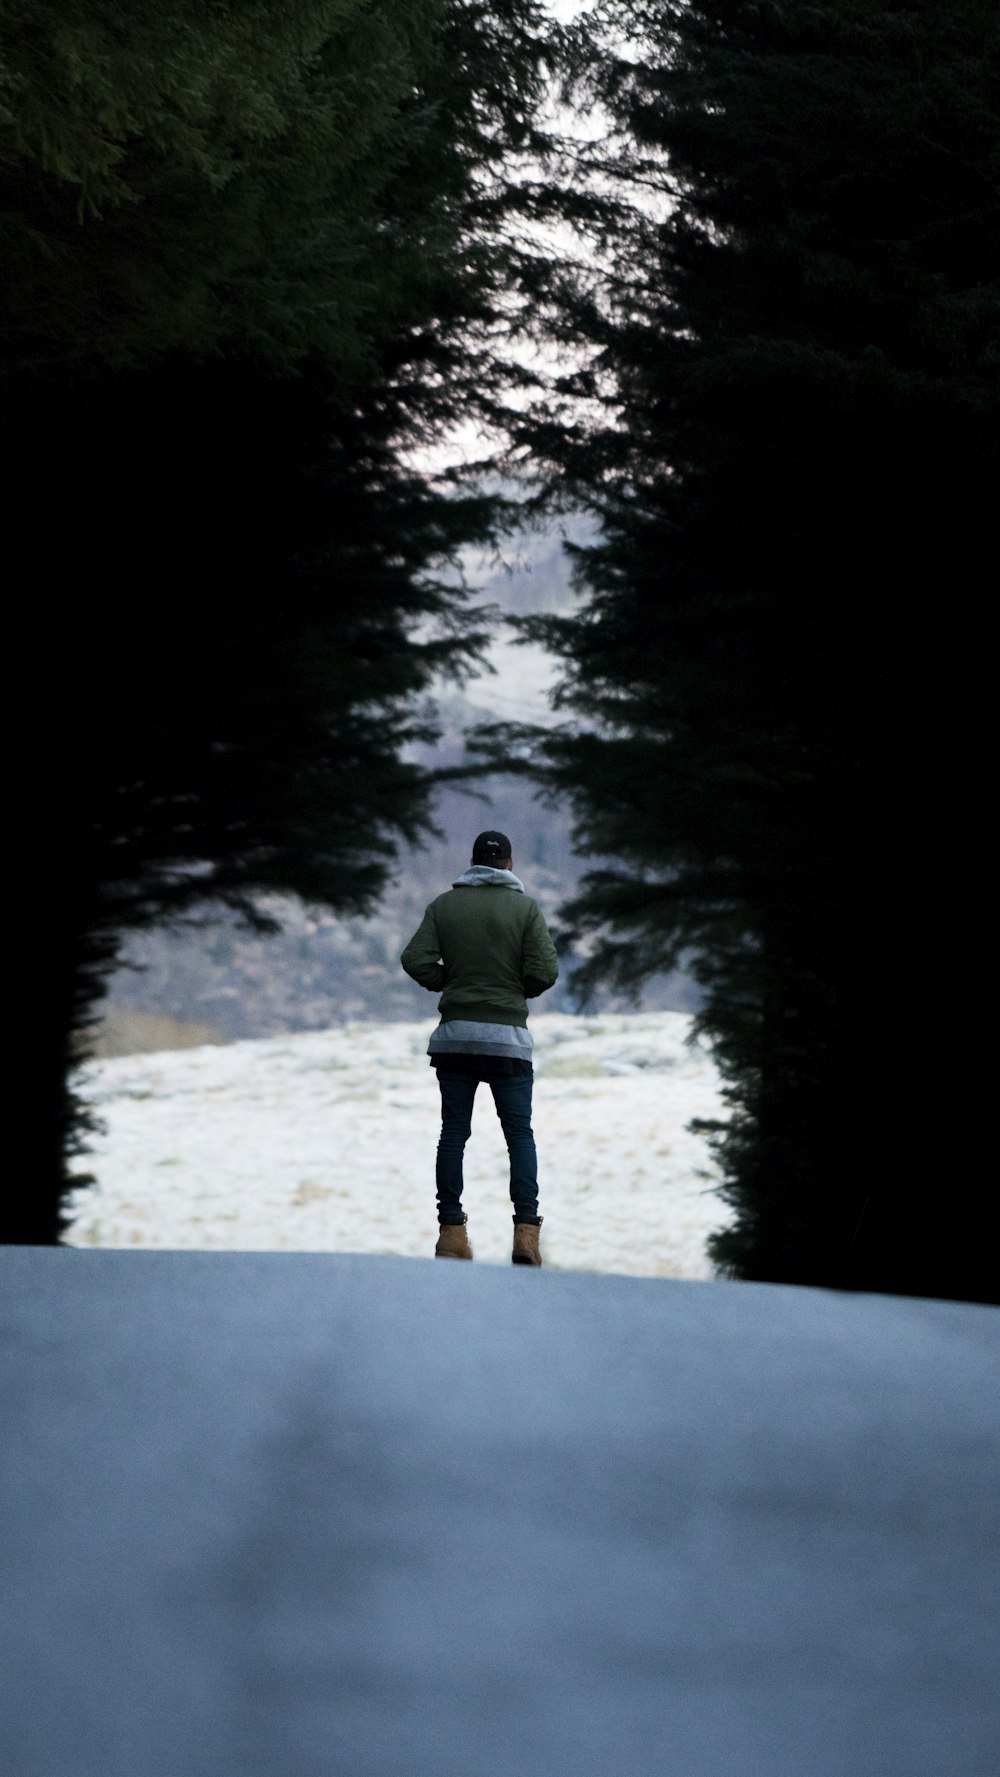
[[3, 0, 558, 1241], [489, 0, 1000, 1303]]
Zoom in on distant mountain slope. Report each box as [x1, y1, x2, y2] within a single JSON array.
[[95, 755, 699, 1047], [96, 519, 698, 1051]]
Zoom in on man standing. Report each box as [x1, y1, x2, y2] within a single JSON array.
[[401, 831, 558, 1264]]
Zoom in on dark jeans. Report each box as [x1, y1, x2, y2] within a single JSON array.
[[436, 1071, 540, 1225]]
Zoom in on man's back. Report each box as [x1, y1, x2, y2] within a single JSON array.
[[401, 865, 558, 1025]]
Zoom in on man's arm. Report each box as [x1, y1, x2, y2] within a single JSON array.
[[523, 902, 558, 999], [401, 904, 445, 992]]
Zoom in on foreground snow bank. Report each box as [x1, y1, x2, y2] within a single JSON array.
[[65, 1011, 731, 1275], [2, 1251, 997, 1777]]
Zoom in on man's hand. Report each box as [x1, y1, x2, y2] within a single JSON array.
[[401, 908, 446, 992]]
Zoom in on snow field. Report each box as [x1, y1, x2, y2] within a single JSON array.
[[65, 1011, 732, 1275]]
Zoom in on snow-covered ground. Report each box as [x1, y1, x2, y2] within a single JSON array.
[[65, 1011, 732, 1276]]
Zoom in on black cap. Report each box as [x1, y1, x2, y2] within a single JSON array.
[[472, 830, 512, 865]]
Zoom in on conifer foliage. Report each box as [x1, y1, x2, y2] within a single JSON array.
[[2, 0, 553, 1241], [505, 0, 1000, 1300]]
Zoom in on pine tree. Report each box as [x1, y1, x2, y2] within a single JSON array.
[[498, 0, 1000, 1301], [2, 0, 557, 1241]]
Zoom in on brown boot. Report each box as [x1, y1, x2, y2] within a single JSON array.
[[435, 1216, 473, 1260], [512, 1218, 543, 1267]]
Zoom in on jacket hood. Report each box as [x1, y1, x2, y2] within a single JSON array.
[[452, 865, 525, 892]]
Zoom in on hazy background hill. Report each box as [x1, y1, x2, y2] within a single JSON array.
[[94, 521, 699, 1055]]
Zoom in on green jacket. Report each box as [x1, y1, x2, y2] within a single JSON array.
[[400, 867, 558, 1026]]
